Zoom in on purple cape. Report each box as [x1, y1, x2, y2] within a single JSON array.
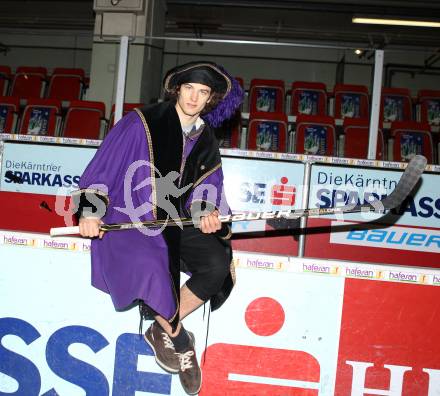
[[78, 104, 232, 321]]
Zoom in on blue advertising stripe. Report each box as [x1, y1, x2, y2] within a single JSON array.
[[330, 221, 440, 255]]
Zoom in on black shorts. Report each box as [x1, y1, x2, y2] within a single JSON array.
[[180, 226, 231, 302]]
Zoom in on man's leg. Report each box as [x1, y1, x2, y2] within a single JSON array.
[[151, 285, 203, 395], [179, 284, 205, 319], [146, 283, 204, 376], [148, 227, 230, 394], [155, 283, 203, 335], [176, 228, 230, 394]]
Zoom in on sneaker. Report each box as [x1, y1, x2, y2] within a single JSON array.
[[177, 342, 202, 395], [144, 322, 180, 373]]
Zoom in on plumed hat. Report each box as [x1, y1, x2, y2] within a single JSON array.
[[163, 61, 244, 127]]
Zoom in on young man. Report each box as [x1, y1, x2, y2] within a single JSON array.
[[74, 61, 243, 394]]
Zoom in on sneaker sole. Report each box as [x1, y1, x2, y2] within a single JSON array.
[[188, 370, 203, 395], [182, 368, 203, 395], [143, 332, 179, 374], [180, 338, 202, 396]]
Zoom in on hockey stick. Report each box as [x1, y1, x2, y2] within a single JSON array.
[[50, 155, 427, 237]]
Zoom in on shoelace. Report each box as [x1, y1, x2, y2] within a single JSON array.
[[161, 332, 175, 350], [178, 350, 195, 371]]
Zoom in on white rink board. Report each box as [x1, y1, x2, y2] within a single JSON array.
[[1, 232, 440, 395]]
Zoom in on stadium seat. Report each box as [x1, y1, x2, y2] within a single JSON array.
[[389, 121, 433, 163], [333, 84, 369, 120], [249, 79, 285, 113], [0, 66, 12, 96], [294, 114, 336, 156], [291, 81, 327, 116], [217, 111, 242, 149], [109, 102, 144, 127], [19, 98, 62, 136], [380, 87, 412, 122], [10, 66, 47, 98], [247, 111, 288, 152], [47, 68, 85, 101], [418, 89, 440, 126], [342, 118, 384, 160], [0, 96, 20, 133], [62, 100, 106, 139], [235, 77, 244, 87]]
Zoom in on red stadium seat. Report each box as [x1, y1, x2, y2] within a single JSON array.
[[333, 84, 369, 120], [62, 100, 106, 139], [380, 87, 412, 122], [219, 122, 241, 149], [390, 121, 433, 163], [418, 90, 440, 126], [19, 98, 62, 136], [291, 81, 327, 116], [342, 118, 384, 160], [109, 102, 144, 127], [11, 66, 47, 98], [0, 96, 20, 133], [0, 66, 12, 96], [249, 79, 285, 113], [294, 114, 336, 156], [235, 77, 244, 87], [47, 68, 85, 101], [247, 112, 288, 152], [217, 111, 242, 149]]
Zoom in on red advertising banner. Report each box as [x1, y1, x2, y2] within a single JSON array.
[[335, 279, 440, 395]]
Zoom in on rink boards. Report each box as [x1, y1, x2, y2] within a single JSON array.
[[1, 140, 439, 266]]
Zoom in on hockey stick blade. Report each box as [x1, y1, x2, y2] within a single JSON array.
[[220, 154, 427, 222], [380, 155, 427, 210], [302, 154, 428, 217], [50, 155, 427, 236]]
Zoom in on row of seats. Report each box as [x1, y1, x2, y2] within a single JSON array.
[[218, 112, 437, 164], [0, 94, 436, 163], [0, 66, 87, 101], [239, 78, 440, 126], [2, 65, 438, 126], [0, 96, 143, 139]]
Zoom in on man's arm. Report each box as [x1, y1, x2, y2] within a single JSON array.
[[72, 112, 143, 238], [71, 188, 108, 238]]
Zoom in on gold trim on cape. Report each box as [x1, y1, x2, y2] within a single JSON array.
[[134, 108, 158, 220], [71, 188, 110, 205], [230, 260, 236, 284], [193, 163, 221, 188]]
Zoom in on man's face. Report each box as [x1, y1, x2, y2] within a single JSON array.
[[176, 82, 212, 117]]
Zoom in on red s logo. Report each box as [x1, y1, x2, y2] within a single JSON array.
[[271, 177, 296, 206]]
